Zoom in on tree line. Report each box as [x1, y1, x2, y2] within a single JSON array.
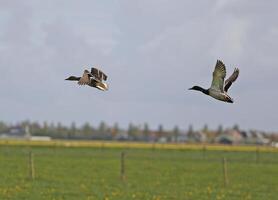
[[0, 120, 178, 141], [0, 120, 277, 143]]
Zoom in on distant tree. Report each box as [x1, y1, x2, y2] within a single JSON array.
[[112, 123, 119, 138], [158, 124, 163, 133], [46, 122, 55, 137], [43, 121, 48, 129], [188, 124, 193, 134], [203, 124, 208, 132], [217, 125, 223, 135], [21, 120, 31, 127], [173, 125, 179, 142], [128, 123, 135, 138], [68, 122, 77, 139], [128, 123, 142, 139], [143, 123, 149, 138], [233, 124, 240, 131], [70, 122, 76, 133], [49, 122, 54, 130], [57, 122, 63, 132], [82, 122, 92, 138], [98, 121, 107, 134], [158, 124, 164, 138], [30, 121, 42, 135], [0, 121, 7, 132], [127, 123, 136, 139], [56, 122, 71, 138]]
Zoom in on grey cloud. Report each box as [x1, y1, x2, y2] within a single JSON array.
[[0, 0, 278, 131]]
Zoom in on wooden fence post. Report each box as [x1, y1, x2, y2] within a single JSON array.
[[256, 147, 260, 163], [29, 151, 35, 180], [100, 142, 105, 151], [222, 157, 228, 186], [121, 151, 126, 181], [203, 145, 206, 159], [152, 143, 156, 151]]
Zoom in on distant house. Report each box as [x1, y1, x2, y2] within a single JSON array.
[[30, 136, 51, 141], [147, 131, 159, 142], [91, 131, 113, 140], [271, 142, 278, 148], [187, 131, 207, 143], [0, 125, 52, 141], [171, 134, 188, 143], [240, 130, 269, 145], [0, 126, 30, 140], [114, 131, 129, 141], [251, 131, 269, 145], [158, 137, 168, 143], [216, 129, 243, 144], [146, 131, 169, 143]]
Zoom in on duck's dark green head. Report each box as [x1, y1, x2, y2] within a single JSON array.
[[65, 76, 81, 81], [189, 86, 202, 91], [189, 86, 209, 95]]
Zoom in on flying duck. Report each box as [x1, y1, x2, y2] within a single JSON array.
[[189, 60, 239, 103], [65, 67, 109, 91]]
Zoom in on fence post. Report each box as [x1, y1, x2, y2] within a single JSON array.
[[152, 143, 156, 151], [222, 157, 228, 186], [256, 147, 259, 163], [100, 142, 105, 150], [203, 145, 206, 159], [121, 151, 126, 181], [29, 151, 35, 180]]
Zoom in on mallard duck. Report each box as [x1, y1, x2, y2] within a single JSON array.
[[65, 67, 109, 91], [189, 60, 239, 103]]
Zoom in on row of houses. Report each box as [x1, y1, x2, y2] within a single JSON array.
[[0, 125, 274, 146], [218, 130, 270, 145], [0, 126, 51, 141], [103, 128, 272, 145]]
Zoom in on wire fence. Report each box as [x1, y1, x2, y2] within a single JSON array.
[[0, 143, 277, 199]]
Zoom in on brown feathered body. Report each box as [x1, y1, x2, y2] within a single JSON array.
[[66, 68, 109, 91]]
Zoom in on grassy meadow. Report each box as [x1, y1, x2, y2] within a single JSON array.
[[0, 140, 277, 200]]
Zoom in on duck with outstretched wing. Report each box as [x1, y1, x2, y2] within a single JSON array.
[[189, 60, 239, 103]]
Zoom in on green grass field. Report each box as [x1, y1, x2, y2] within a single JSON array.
[[0, 143, 277, 200]]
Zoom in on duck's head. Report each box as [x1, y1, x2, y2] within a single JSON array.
[[189, 86, 203, 91], [65, 76, 80, 81], [189, 86, 209, 94]]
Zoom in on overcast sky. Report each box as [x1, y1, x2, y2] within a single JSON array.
[[1, 0, 278, 131]]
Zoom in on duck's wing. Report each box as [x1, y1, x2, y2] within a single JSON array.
[[78, 70, 91, 85], [224, 68, 239, 92], [91, 68, 108, 81], [210, 60, 226, 92]]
